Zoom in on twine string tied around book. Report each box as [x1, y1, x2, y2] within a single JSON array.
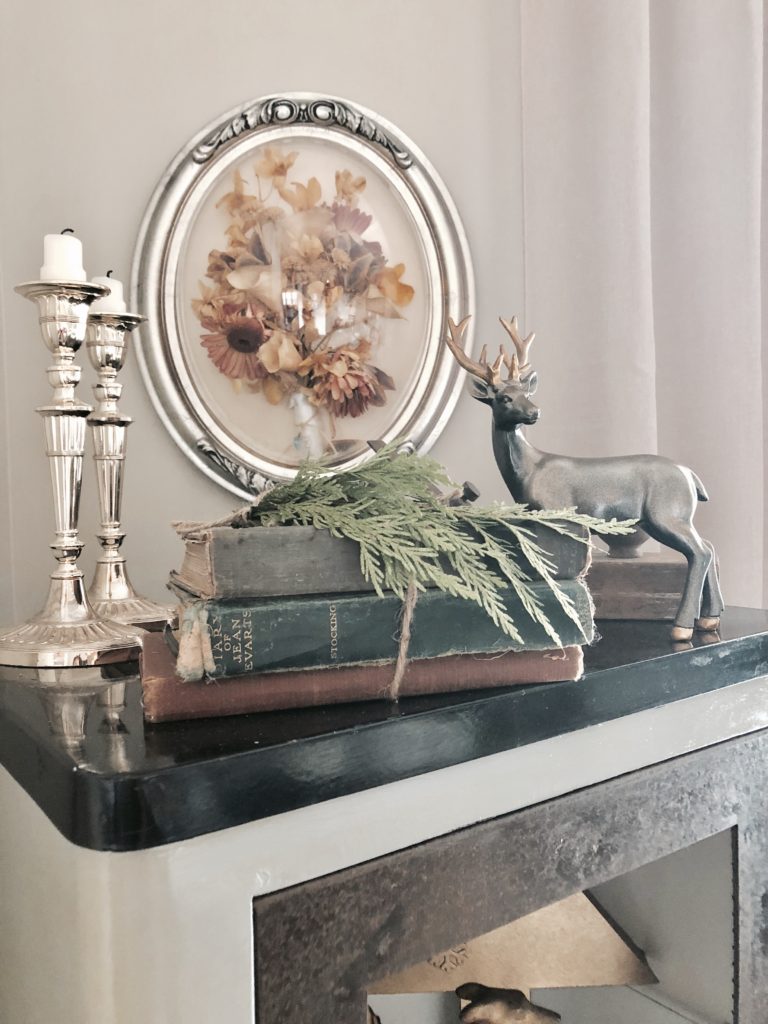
[[388, 580, 418, 702]]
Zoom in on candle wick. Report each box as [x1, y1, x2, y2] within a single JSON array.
[[106, 270, 114, 278], [61, 228, 75, 235]]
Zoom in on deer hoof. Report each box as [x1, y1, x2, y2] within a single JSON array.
[[695, 616, 721, 633], [670, 625, 694, 642]]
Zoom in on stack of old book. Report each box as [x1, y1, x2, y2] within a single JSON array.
[[141, 523, 595, 722]]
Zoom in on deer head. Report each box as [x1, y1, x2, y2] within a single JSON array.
[[445, 316, 540, 430], [456, 983, 561, 1023]]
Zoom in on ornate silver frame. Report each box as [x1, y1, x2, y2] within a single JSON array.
[[132, 94, 474, 498]]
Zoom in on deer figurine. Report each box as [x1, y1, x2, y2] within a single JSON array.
[[445, 316, 723, 642], [456, 983, 560, 1023]]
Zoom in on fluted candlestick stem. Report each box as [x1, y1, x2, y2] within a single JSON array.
[[85, 312, 173, 630]]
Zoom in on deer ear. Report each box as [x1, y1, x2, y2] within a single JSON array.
[[523, 370, 538, 397], [469, 379, 495, 405]]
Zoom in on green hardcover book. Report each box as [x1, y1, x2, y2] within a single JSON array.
[[170, 522, 592, 600], [175, 579, 594, 681]]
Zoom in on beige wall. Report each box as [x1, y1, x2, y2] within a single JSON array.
[[0, 0, 523, 625], [2, 1, 761, 628]]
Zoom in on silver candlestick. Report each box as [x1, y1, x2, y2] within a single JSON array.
[[0, 281, 142, 669], [85, 311, 172, 629]]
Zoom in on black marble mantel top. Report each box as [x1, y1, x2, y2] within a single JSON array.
[[1, 609, 767, 853]]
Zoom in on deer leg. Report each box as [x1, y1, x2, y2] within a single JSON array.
[[696, 539, 723, 630], [643, 520, 712, 641]]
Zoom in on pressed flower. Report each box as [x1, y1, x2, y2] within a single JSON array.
[[216, 170, 263, 218], [300, 344, 390, 418], [205, 249, 237, 285], [374, 263, 414, 307], [226, 258, 269, 292], [257, 206, 286, 226], [335, 169, 366, 204], [331, 202, 372, 236], [259, 330, 303, 374], [255, 146, 299, 182], [222, 250, 283, 312], [200, 312, 268, 381], [277, 177, 322, 212], [194, 293, 249, 330], [292, 233, 325, 262]]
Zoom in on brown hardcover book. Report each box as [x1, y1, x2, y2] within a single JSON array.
[[587, 551, 687, 620], [141, 631, 584, 723]]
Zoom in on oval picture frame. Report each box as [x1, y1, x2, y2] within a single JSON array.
[[132, 94, 474, 497]]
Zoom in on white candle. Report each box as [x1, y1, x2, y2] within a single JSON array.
[[90, 275, 127, 314], [40, 232, 87, 282]]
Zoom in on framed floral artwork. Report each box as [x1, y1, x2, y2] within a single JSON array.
[[133, 94, 474, 496]]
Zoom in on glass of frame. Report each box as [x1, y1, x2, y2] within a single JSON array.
[[132, 94, 474, 497]]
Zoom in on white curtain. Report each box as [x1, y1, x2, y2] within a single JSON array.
[[519, 0, 764, 607]]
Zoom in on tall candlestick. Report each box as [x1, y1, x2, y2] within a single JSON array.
[[0, 279, 142, 671], [85, 308, 173, 630]]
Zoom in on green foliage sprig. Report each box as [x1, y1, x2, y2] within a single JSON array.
[[248, 445, 637, 645]]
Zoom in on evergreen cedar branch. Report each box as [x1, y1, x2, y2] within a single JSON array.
[[246, 445, 637, 646]]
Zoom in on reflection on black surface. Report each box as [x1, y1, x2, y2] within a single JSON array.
[[2, 610, 766, 775], [1, 610, 767, 850], [0, 661, 143, 766], [145, 609, 768, 763]]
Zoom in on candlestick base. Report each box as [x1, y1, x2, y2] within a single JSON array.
[[87, 560, 175, 631], [0, 575, 142, 669]]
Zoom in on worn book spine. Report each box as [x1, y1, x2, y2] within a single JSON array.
[[175, 579, 594, 680], [587, 552, 688, 620], [171, 521, 592, 600], [141, 630, 584, 722]]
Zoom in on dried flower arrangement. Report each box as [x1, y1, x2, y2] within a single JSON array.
[[192, 147, 415, 454]]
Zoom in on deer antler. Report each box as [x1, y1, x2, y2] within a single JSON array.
[[499, 316, 535, 379], [502, 346, 520, 383], [445, 317, 503, 386]]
